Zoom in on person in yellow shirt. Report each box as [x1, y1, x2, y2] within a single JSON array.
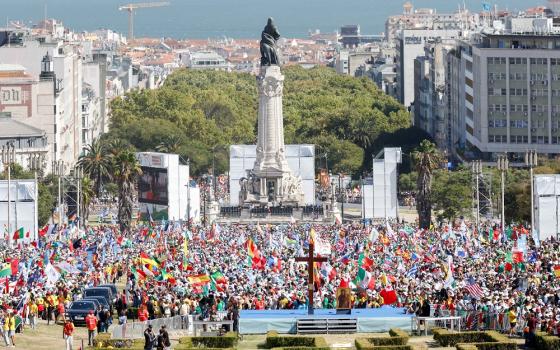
[[507, 307, 517, 337], [29, 301, 39, 329], [3, 310, 17, 347]]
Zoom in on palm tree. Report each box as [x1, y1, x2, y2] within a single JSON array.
[[411, 140, 444, 229], [113, 149, 142, 233], [155, 135, 184, 154], [107, 139, 130, 158], [80, 176, 95, 224], [78, 139, 112, 197]]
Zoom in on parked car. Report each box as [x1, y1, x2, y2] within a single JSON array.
[[98, 284, 118, 302], [83, 296, 110, 311], [66, 300, 98, 325], [83, 287, 113, 307]]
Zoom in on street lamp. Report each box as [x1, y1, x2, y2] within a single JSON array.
[[51, 160, 65, 224], [471, 160, 482, 229], [1, 143, 16, 246], [74, 166, 83, 227], [497, 154, 509, 232], [29, 152, 43, 241], [525, 150, 538, 233]]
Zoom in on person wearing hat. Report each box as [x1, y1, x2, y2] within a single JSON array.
[[85, 310, 98, 346]]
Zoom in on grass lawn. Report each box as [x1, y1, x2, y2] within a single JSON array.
[[11, 319, 90, 350]]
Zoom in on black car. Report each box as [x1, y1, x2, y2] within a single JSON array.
[[66, 300, 98, 325], [82, 296, 110, 311], [83, 287, 113, 307], [98, 284, 118, 302]]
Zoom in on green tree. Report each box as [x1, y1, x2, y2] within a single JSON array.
[[78, 139, 112, 197], [113, 149, 142, 232], [411, 140, 444, 228], [80, 176, 95, 224], [431, 169, 472, 222], [398, 172, 417, 193], [107, 66, 410, 175]]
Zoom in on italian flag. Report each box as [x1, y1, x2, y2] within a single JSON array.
[[12, 227, 24, 240], [0, 264, 12, 278]]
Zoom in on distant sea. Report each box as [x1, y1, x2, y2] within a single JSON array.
[[3, 0, 544, 39]]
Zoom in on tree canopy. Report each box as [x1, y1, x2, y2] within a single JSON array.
[[107, 66, 411, 175]]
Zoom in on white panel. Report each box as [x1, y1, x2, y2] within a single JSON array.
[[363, 184, 373, 219], [0, 180, 37, 242], [538, 196, 557, 240]]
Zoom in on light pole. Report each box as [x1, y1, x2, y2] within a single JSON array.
[[186, 158, 191, 229], [29, 153, 43, 241], [74, 166, 83, 227], [1, 143, 16, 245], [525, 150, 538, 233], [51, 160, 65, 224], [497, 154, 509, 232], [471, 160, 482, 229]]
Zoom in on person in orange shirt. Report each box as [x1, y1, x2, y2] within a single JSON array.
[[63, 319, 75, 350], [85, 310, 98, 346]]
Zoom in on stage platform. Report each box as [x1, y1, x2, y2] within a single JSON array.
[[239, 307, 412, 334]]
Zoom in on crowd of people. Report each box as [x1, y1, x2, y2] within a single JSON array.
[[0, 217, 559, 348]]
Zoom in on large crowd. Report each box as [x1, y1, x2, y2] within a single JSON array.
[[0, 218, 559, 348]]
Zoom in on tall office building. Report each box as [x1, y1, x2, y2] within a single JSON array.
[[458, 28, 560, 158]]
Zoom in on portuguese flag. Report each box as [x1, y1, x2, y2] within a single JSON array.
[[211, 271, 226, 284], [12, 227, 24, 240], [0, 264, 12, 278]]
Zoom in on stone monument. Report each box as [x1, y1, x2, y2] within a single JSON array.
[[239, 18, 305, 206]]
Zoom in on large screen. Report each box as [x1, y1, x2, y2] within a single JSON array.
[[138, 167, 168, 205]]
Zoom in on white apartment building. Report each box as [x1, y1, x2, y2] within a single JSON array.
[[0, 36, 83, 170], [396, 28, 463, 109]]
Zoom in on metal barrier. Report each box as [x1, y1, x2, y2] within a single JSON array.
[[111, 315, 189, 339], [412, 316, 462, 335], [112, 311, 230, 339]]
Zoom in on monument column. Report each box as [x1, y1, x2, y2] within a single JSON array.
[[253, 66, 290, 174]]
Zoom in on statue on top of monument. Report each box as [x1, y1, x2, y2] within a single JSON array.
[[260, 17, 281, 66]]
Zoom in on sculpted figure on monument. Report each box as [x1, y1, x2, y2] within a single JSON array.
[[260, 18, 280, 66]]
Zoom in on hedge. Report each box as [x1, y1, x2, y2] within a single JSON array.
[[178, 332, 238, 348], [432, 328, 516, 350], [265, 331, 328, 349], [355, 339, 413, 350], [354, 328, 410, 350], [535, 331, 560, 350]]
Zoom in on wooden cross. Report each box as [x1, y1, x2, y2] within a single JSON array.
[[295, 241, 328, 315]]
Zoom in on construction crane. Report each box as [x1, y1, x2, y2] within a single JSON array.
[[119, 1, 170, 41]]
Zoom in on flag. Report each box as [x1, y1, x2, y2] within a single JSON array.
[[482, 2, 492, 11], [512, 251, 524, 264], [380, 286, 398, 305], [407, 265, 418, 278], [246, 238, 258, 258], [553, 266, 560, 278], [140, 252, 160, 269], [188, 274, 211, 286], [131, 266, 146, 280], [465, 281, 484, 299], [0, 264, 11, 278], [354, 268, 371, 289], [211, 271, 226, 284], [12, 227, 24, 240]]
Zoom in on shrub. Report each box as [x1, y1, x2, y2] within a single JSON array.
[[178, 332, 238, 348], [354, 328, 410, 350], [432, 328, 516, 350], [535, 332, 560, 350], [354, 340, 413, 350], [265, 331, 327, 349], [90, 335, 144, 349]]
